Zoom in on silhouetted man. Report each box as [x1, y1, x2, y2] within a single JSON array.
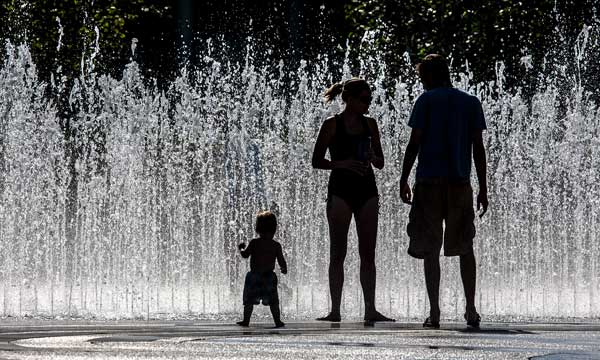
[[400, 54, 488, 329]]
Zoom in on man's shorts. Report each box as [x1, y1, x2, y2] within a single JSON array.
[[406, 181, 476, 259], [242, 271, 279, 306]]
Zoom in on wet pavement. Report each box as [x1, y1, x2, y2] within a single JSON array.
[[0, 320, 598, 359]]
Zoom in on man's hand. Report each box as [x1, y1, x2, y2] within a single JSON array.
[[477, 191, 488, 218], [238, 243, 246, 250], [399, 130, 421, 204], [400, 181, 412, 204]]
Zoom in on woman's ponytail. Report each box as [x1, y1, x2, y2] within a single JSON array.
[[323, 78, 371, 103], [323, 82, 344, 103]]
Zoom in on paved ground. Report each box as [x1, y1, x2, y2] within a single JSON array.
[[0, 320, 598, 359]]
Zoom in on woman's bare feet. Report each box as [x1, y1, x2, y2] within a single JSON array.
[[364, 310, 395, 322], [316, 312, 341, 322], [464, 310, 481, 329]]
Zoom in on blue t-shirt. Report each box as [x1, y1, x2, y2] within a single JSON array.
[[408, 87, 487, 181]]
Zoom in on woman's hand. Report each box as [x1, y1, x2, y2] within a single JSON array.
[[332, 160, 369, 176], [367, 148, 384, 169]]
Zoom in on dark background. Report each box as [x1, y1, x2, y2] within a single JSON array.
[[1, 0, 598, 87]]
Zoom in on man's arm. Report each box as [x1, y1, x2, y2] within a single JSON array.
[[400, 129, 422, 204], [472, 130, 488, 217]]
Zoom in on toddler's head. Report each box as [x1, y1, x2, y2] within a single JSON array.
[[255, 210, 277, 239]]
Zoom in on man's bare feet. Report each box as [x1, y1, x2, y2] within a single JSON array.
[[316, 313, 341, 322], [427, 308, 440, 323], [423, 317, 440, 329]]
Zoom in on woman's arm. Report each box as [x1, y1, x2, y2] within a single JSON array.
[[367, 117, 385, 169], [312, 117, 368, 175], [311, 117, 335, 169]]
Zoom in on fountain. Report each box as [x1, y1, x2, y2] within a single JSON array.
[[0, 23, 599, 321]]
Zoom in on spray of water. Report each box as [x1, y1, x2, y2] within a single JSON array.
[[0, 24, 599, 320]]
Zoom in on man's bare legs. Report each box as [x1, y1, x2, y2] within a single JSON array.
[[317, 196, 352, 321], [355, 196, 394, 321], [424, 252, 441, 323], [424, 250, 478, 324], [460, 251, 478, 319]]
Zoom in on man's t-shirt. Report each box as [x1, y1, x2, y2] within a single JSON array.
[[408, 87, 487, 181]]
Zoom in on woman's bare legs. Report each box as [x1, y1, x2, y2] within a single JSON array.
[[355, 196, 394, 322], [236, 305, 253, 326], [317, 196, 352, 321]]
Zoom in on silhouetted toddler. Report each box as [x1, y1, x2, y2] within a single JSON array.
[[237, 210, 287, 327]]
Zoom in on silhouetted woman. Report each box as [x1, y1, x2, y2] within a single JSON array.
[[311, 78, 394, 323]]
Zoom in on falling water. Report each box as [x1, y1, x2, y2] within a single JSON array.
[[0, 24, 599, 320]]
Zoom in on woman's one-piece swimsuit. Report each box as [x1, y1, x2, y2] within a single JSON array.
[[327, 114, 378, 212]]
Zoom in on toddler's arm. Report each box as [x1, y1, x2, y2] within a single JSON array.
[[239, 241, 252, 258], [276, 243, 287, 274]]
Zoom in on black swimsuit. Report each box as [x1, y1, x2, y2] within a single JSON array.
[[327, 114, 378, 212]]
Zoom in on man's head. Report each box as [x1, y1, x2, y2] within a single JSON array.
[[255, 210, 277, 238], [417, 54, 452, 90]]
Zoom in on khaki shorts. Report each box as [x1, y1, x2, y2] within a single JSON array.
[[407, 182, 476, 259]]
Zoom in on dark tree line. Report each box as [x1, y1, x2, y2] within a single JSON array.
[[2, 0, 598, 87], [0, 0, 350, 84], [345, 0, 599, 90]]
